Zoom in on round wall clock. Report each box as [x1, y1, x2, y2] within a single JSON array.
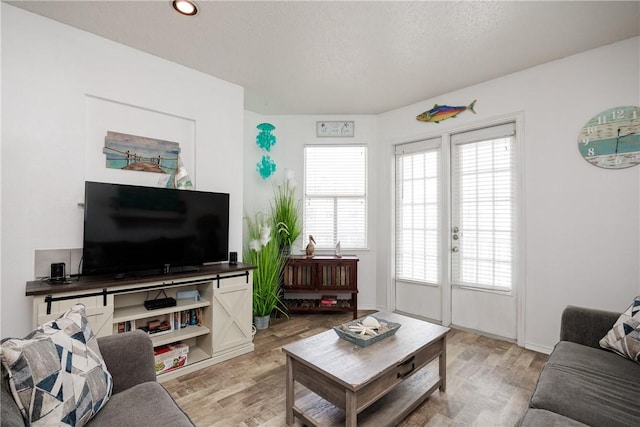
[[577, 106, 640, 169]]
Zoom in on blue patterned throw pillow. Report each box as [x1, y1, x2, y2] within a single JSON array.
[[600, 296, 640, 363], [0, 304, 113, 426]]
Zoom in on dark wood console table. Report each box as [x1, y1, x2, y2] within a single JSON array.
[[282, 255, 358, 319]]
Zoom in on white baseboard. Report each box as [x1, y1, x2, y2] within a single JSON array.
[[525, 342, 554, 355], [450, 323, 517, 344], [357, 303, 384, 311], [364, 305, 555, 355]]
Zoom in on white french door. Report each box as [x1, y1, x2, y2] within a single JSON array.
[[395, 122, 520, 340], [394, 137, 444, 321]]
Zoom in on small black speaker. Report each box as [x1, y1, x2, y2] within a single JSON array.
[[229, 251, 238, 265], [50, 263, 66, 281]]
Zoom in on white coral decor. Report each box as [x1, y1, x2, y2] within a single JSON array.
[[362, 316, 381, 328], [347, 316, 382, 337]]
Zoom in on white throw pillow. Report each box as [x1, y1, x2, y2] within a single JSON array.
[[1, 304, 113, 426], [600, 296, 640, 364]]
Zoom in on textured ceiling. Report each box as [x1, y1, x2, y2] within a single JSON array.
[[6, 1, 640, 115]]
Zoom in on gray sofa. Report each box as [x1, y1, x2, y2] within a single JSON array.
[[2, 330, 193, 427], [518, 306, 640, 426]]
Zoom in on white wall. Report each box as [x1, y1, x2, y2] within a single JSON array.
[[242, 113, 381, 310], [2, 4, 638, 352], [243, 39, 639, 351], [378, 37, 640, 352], [1, 5, 244, 338]]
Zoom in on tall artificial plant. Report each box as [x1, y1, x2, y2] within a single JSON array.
[[244, 212, 287, 318], [271, 170, 302, 251]]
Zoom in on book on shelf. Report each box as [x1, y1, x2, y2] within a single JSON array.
[[320, 295, 338, 306], [139, 319, 172, 337], [116, 321, 132, 333], [176, 308, 202, 329]]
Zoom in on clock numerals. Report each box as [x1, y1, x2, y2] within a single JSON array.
[[582, 125, 599, 145], [579, 106, 640, 169], [598, 109, 637, 124]]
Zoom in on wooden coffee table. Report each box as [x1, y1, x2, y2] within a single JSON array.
[[282, 311, 450, 426]]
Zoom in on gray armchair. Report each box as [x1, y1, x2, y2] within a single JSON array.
[[2, 330, 193, 426]]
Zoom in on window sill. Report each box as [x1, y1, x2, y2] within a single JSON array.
[[453, 283, 512, 296]]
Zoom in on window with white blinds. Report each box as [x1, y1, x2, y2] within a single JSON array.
[[451, 123, 516, 290], [304, 145, 367, 250], [395, 138, 441, 284]]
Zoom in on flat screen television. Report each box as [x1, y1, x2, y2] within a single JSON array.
[[82, 181, 229, 277]]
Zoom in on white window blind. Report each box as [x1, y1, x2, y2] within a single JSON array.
[[451, 123, 516, 290], [395, 138, 441, 284], [304, 145, 367, 250]]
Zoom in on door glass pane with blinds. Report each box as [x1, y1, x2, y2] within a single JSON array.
[[395, 138, 441, 284], [451, 123, 516, 290], [304, 145, 367, 249]]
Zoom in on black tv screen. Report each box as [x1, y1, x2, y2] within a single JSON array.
[[82, 181, 229, 276]]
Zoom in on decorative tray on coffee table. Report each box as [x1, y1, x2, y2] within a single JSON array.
[[333, 314, 401, 347]]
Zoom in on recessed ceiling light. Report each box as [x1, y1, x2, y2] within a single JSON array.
[[172, 0, 198, 16]]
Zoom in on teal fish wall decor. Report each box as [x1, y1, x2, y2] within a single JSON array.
[[417, 100, 477, 123], [256, 123, 276, 151]]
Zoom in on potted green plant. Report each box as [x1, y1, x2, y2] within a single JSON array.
[[244, 212, 287, 329], [271, 171, 302, 256]]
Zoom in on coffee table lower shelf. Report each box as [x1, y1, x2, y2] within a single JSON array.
[[293, 367, 440, 427]]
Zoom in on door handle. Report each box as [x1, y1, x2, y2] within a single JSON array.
[[452, 247, 459, 253]]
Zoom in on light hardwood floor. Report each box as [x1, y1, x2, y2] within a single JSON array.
[[164, 311, 547, 426]]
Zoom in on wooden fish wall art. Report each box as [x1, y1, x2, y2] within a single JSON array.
[[416, 99, 477, 123]]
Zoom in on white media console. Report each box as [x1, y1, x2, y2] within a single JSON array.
[[26, 263, 256, 382]]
